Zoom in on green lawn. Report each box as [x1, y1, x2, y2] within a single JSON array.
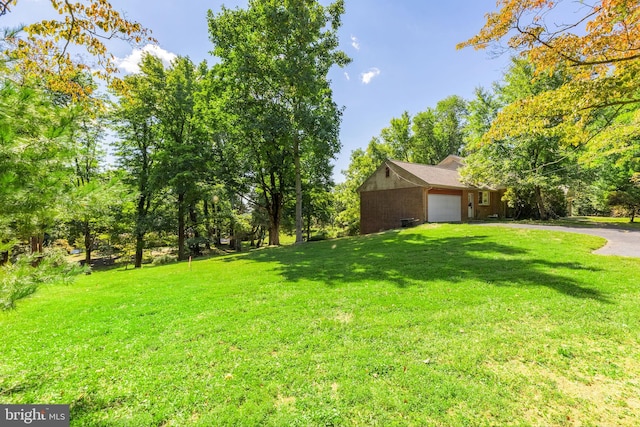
[[1, 224, 639, 426], [518, 215, 640, 230]]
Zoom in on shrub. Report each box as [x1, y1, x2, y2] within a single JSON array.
[[53, 239, 74, 253], [308, 231, 329, 242], [151, 254, 177, 266], [0, 249, 87, 310]]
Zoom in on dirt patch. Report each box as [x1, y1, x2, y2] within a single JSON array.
[[275, 395, 296, 408], [485, 358, 640, 426], [333, 311, 354, 324]]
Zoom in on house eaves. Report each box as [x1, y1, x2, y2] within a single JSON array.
[[386, 159, 469, 190]]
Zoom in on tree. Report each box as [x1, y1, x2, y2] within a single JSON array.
[[432, 95, 468, 158], [458, 0, 640, 154], [0, 79, 73, 254], [333, 138, 389, 233], [461, 59, 578, 220], [584, 106, 640, 221], [464, 87, 500, 147], [112, 56, 162, 268], [380, 111, 413, 161], [285, 146, 335, 240], [207, 0, 350, 245], [148, 56, 211, 260], [66, 175, 127, 264], [410, 109, 437, 164], [604, 159, 640, 222], [377, 96, 467, 165], [1, 0, 153, 98], [64, 98, 113, 264]]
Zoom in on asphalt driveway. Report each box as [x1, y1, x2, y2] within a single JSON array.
[[475, 223, 640, 258]]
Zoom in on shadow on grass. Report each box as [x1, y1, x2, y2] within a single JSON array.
[[231, 229, 609, 302]]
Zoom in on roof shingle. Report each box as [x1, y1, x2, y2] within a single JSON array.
[[388, 159, 467, 189]]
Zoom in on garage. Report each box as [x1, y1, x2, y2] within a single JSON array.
[[428, 194, 461, 223]]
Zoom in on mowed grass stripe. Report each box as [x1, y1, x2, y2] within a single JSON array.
[[1, 224, 639, 426]]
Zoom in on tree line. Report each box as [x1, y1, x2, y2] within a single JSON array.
[[1, 0, 349, 268], [1, 0, 639, 271]]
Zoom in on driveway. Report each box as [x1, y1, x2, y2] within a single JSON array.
[[475, 223, 640, 258]]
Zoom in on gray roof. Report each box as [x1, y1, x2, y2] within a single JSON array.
[[388, 159, 468, 189]]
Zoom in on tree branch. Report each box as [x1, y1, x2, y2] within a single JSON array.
[[0, 0, 11, 16], [515, 20, 640, 68], [543, 7, 598, 39], [582, 98, 640, 110], [60, 0, 75, 63]]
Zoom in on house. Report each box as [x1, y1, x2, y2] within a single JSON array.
[[358, 155, 506, 234]]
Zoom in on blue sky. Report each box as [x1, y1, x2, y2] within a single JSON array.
[[5, 0, 513, 182]]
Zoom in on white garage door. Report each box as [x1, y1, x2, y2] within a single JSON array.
[[428, 194, 461, 223]]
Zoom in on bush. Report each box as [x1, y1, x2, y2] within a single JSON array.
[[0, 249, 87, 310], [151, 254, 177, 266], [308, 231, 329, 242], [53, 239, 74, 253]]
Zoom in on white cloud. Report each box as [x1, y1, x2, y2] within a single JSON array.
[[360, 67, 380, 84], [344, 72, 350, 81], [117, 44, 177, 74], [350, 35, 360, 50]]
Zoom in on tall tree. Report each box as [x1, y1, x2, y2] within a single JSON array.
[[602, 155, 640, 222], [458, 0, 640, 156], [582, 105, 640, 221], [150, 56, 211, 260], [432, 95, 468, 158], [378, 96, 467, 165], [112, 56, 161, 268], [461, 59, 577, 220], [65, 98, 106, 264], [207, 0, 350, 245], [464, 87, 500, 147], [411, 109, 437, 164], [380, 111, 413, 161], [0, 79, 72, 253], [1, 0, 153, 98]]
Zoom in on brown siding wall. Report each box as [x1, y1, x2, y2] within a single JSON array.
[[428, 188, 463, 196], [360, 187, 425, 234], [475, 190, 506, 219]]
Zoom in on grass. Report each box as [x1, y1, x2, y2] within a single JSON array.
[[1, 224, 639, 426], [565, 216, 640, 228], [514, 215, 640, 230]]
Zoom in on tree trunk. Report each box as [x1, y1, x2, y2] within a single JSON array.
[[134, 232, 144, 268], [268, 221, 280, 246], [534, 186, 548, 220], [134, 192, 148, 268], [83, 220, 92, 265], [189, 203, 201, 256], [30, 235, 43, 253], [178, 192, 186, 261], [268, 191, 282, 246], [229, 214, 242, 252], [256, 226, 265, 248], [294, 139, 303, 244], [203, 199, 211, 250]]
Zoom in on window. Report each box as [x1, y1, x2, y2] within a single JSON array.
[[478, 191, 490, 206], [385, 166, 390, 178]]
